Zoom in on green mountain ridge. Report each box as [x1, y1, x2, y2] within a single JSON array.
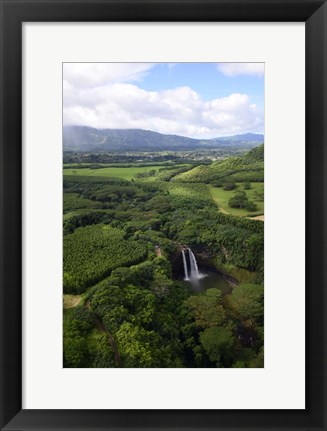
[[63, 126, 264, 152]]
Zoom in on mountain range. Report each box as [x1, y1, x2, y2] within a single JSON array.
[[63, 126, 264, 152]]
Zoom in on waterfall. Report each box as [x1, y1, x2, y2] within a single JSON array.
[[182, 247, 202, 281], [182, 249, 189, 280], [189, 249, 200, 279]]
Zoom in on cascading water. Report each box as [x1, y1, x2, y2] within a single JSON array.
[[189, 249, 200, 279], [182, 249, 189, 281], [182, 248, 203, 282]]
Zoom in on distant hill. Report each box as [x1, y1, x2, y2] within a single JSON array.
[[63, 126, 264, 152], [212, 133, 264, 144], [173, 144, 264, 184]]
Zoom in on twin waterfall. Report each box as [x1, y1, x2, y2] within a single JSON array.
[[182, 248, 201, 281]]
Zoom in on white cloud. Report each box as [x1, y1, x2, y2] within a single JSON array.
[[63, 63, 264, 138], [217, 63, 264, 77], [63, 63, 155, 88]]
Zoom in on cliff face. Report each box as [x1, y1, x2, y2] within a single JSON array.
[[170, 246, 238, 285], [170, 242, 261, 286]]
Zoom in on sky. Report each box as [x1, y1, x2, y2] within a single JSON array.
[[63, 63, 264, 139]]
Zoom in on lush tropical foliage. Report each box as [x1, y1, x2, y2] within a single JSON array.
[[63, 145, 264, 368]]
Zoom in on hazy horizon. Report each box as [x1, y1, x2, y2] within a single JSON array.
[[63, 124, 264, 141]]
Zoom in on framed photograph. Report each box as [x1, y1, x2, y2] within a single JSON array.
[[0, 0, 326, 430]]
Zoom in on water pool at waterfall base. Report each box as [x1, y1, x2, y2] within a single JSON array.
[[176, 248, 233, 294], [183, 269, 232, 293]]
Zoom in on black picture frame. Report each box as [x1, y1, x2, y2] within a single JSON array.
[[0, 0, 326, 430]]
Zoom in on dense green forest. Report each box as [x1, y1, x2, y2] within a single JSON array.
[[63, 145, 264, 368]]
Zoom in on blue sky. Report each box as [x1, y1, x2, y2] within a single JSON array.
[[63, 63, 264, 139], [138, 63, 264, 110]]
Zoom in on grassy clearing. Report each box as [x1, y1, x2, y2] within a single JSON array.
[[63, 294, 82, 309], [63, 166, 161, 180], [168, 183, 212, 201], [209, 182, 264, 217], [63, 164, 190, 181]]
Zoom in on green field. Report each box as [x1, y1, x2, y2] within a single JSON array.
[[63, 164, 190, 181], [63, 166, 162, 180], [209, 182, 264, 217]]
